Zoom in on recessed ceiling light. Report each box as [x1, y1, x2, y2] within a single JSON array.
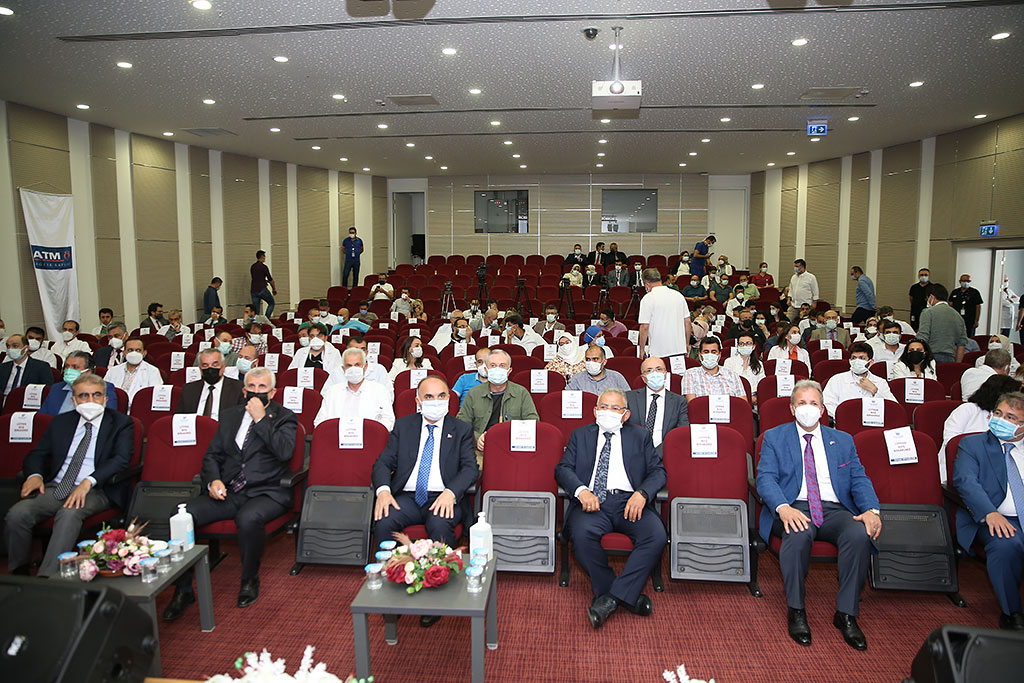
[[791, 38, 808, 46], [786, 151, 796, 156], [512, 154, 521, 158], [598, 139, 608, 144], [273, 56, 289, 63], [678, 163, 687, 167], [720, 117, 731, 123], [406, 142, 416, 147], [311, 145, 321, 150], [468, 88, 482, 95], [442, 47, 458, 56], [339, 157, 348, 162], [974, 113, 987, 119], [440, 166, 448, 170], [424, 156, 433, 160], [597, 152, 606, 157], [600, 118, 611, 123], [269, 127, 281, 132], [162, 131, 174, 137], [519, 164, 527, 169], [596, 163, 604, 168], [503, 140, 513, 145], [490, 120, 501, 126], [701, 138, 711, 143], [991, 32, 1010, 40], [332, 93, 346, 100], [362, 167, 370, 172], [909, 81, 924, 88], [0, 7, 14, 15], [847, 116, 860, 122], [810, 137, 821, 142], [751, 83, 765, 90], [688, 151, 697, 156], [377, 123, 388, 129], [76, 104, 90, 110], [116, 61, 133, 69], [202, 98, 216, 105], [189, 0, 212, 9]]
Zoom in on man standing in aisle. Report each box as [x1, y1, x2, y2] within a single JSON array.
[[908, 268, 931, 330], [342, 226, 363, 288], [786, 259, 819, 320], [250, 250, 277, 318], [690, 235, 716, 281], [918, 283, 968, 363], [949, 274, 984, 338], [638, 268, 690, 361], [203, 278, 223, 317], [849, 267, 876, 326]]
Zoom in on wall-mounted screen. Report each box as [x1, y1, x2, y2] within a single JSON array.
[[601, 189, 657, 233], [474, 190, 529, 233]]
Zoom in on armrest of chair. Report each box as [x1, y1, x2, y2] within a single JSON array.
[[281, 465, 308, 489], [191, 473, 202, 485], [110, 463, 143, 485], [747, 477, 765, 506], [655, 487, 668, 503], [941, 483, 964, 509]]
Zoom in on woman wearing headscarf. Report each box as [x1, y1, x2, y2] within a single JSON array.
[[563, 264, 583, 288], [545, 330, 587, 378], [975, 333, 1020, 375]]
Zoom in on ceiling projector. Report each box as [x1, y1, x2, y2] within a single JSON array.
[[592, 80, 642, 110]]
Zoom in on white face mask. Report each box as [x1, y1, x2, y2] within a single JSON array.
[[109, 337, 124, 349], [737, 345, 754, 357], [825, 319, 838, 330], [919, 275, 929, 283], [476, 364, 488, 378], [309, 336, 325, 350], [557, 342, 575, 359], [344, 365, 364, 384], [585, 360, 603, 376], [546, 313, 557, 323], [761, 267, 767, 273], [125, 351, 144, 366], [419, 399, 448, 422], [6, 348, 24, 361], [850, 358, 870, 375], [866, 326, 877, 335], [249, 334, 263, 344], [457, 327, 469, 339], [75, 401, 105, 421], [700, 353, 719, 369], [595, 409, 624, 433], [299, 336, 311, 347], [794, 404, 821, 428], [735, 293, 744, 301], [883, 333, 900, 346], [410, 346, 423, 358], [574, 249, 582, 255], [61, 331, 74, 342], [27, 338, 41, 351], [788, 333, 802, 346]]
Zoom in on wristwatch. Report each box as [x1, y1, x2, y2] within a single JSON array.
[[868, 508, 880, 515], [638, 490, 649, 501]]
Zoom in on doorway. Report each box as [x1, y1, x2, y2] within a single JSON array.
[[392, 192, 424, 267], [955, 246, 1024, 341]]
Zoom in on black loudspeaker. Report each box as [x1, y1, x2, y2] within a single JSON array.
[[0, 576, 155, 682], [906, 624, 1024, 683]]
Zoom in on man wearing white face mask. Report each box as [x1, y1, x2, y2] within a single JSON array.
[[532, 303, 565, 335], [232, 322, 268, 357], [5, 373, 134, 577], [288, 323, 342, 373], [756, 380, 881, 650], [1, 334, 55, 400], [452, 347, 490, 406], [625, 357, 689, 456], [555, 388, 667, 628], [821, 342, 895, 420], [94, 322, 128, 368], [809, 310, 852, 349], [867, 320, 905, 367], [457, 349, 539, 464], [606, 262, 629, 288], [313, 299, 337, 328], [194, 330, 239, 368], [51, 320, 91, 359], [785, 259, 819, 320], [314, 348, 394, 430], [24, 327, 58, 369], [681, 337, 747, 403], [502, 313, 544, 354], [567, 345, 630, 396], [428, 312, 469, 353], [102, 337, 162, 407]]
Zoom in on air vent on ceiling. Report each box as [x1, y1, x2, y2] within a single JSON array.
[[387, 94, 439, 106], [181, 127, 238, 137], [799, 87, 865, 101]]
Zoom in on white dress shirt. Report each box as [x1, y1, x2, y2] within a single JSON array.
[[314, 378, 395, 430], [195, 378, 225, 421], [575, 428, 632, 498], [387, 357, 434, 382], [995, 438, 1024, 517], [788, 271, 820, 307], [723, 356, 767, 394], [103, 360, 162, 407], [975, 354, 1021, 375], [235, 411, 254, 450], [822, 369, 896, 419], [645, 388, 666, 448], [45, 410, 105, 487], [51, 338, 92, 358], [30, 347, 58, 369], [3, 358, 28, 397], [287, 344, 342, 374], [890, 360, 938, 381], [939, 403, 991, 483], [507, 327, 545, 354], [376, 417, 446, 497], [867, 337, 905, 365], [791, 424, 840, 507], [960, 366, 997, 401], [322, 362, 393, 400]]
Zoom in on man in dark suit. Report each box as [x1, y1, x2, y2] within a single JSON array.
[[756, 379, 882, 650], [92, 322, 128, 369], [175, 348, 245, 420], [586, 241, 606, 268], [2, 333, 55, 406], [952, 392, 1024, 631], [5, 373, 134, 576], [40, 351, 118, 415], [555, 388, 667, 629], [563, 243, 587, 269], [139, 302, 166, 331], [626, 357, 689, 456], [164, 367, 298, 618], [604, 242, 629, 267]]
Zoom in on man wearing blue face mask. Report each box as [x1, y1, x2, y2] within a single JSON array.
[[625, 356, 689, 457], [821, 342, 896, 420], [953, 392, 1024, 631]]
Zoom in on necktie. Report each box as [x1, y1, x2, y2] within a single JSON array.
[[646, 394, 659, 434], [593, 432, 614, 503], [12, 365, 22, 389], [54, 422, 93, 500], [241, 419, 256, 452], [802, 433, 824, 527], [202, 386, 214, 417], [415, 424, 436, 506], [1003, 443, 1024, 520], [829, 329, 836, 341]]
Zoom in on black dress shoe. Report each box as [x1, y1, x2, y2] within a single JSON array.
[[420, 615, 442, 628], [787, 608, 812, 646], [999, 612, 1024, 631], [237, 578, 260, 608], [163, 589, 195, 621], [620, 594, 653, 616], [833, 611, 867, 650], [10, 565, 31, 576], [587, 594, 618, 629]]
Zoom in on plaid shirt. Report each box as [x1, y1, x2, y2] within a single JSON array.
[[681, 365, 745, 398], [230, 337, 267, 356]]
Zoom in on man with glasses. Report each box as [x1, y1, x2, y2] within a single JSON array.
[[625, 357, 689, 457], [93, 322, 129, 368], [5, 373, 134, 576], [39, 351, 118, 415], [555, 388, 667, 628]]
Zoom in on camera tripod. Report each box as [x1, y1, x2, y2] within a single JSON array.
[[512, 278, 533, 318], [557, 280, 576, 318], [440, 281, 456, 318], [623, 285, 643, 319], [592, 287, 610, 318]]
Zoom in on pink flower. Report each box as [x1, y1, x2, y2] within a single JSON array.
[[78, 559, 98, 581], [123, 553, 144, 576], [92, 541, 104, 554], [409, 539, 432, 559], [117, 547, 130, 557]]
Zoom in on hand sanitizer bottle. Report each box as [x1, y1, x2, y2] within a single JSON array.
[[469, 511, 493, 561], [170, 503, 195, 550]]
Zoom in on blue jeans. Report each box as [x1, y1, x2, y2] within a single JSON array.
[[342, 259, 360, 288], [251, 287, 275, 317]]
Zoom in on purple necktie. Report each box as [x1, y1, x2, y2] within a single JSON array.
[[803, 433, 824, 527]]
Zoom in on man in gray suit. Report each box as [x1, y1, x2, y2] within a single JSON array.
[[918, 282, 968, 363], [625, 356, 689, 455], [808, 310, 852, 349]]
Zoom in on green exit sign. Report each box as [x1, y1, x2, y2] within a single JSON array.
[[807, 122, 828, 136], [980, 223, 999, 237]]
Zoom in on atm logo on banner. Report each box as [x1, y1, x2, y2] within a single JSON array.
[[31, 245, 73, 270]]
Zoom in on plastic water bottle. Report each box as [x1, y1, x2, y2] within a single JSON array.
[[469, 511, 493, 561], [170, 504, 195, 551]]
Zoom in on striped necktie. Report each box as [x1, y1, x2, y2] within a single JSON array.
[[53, 423, 93, 500]]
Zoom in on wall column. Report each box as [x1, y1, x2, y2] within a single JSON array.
[[866, 149, 883, 278], [763, 169, 782, 276], [329, 170, 341, 285], [67, 118, 100, 327], [286, 163, 300, 302], [354, 173, 374, 276], [258, 158, 272, 271], [835, 156, 853, 310], [174, 143, 196, 321], [209, 150, 226, 293], [916, 137, 936, 272], [0, 101, 24, 331], [795, 164, 808, 258], [114, 129, 140, 325]]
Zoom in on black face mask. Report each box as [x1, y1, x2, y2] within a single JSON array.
[[905, 350, 925, 366], [245, 391, 270, 407], [201, 367, 221, 385]]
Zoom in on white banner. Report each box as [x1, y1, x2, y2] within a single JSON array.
[[20, 190, 79, 340]]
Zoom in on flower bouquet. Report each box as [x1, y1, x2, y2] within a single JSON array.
[[76, 519, 166, 581], [383, 533, 464, 594], [204, 646, 358, 683]]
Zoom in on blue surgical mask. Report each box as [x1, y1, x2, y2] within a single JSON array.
[[487, 367, 508, 385], [645, 371, 666, 391], [989, 416, 1021, 441], [594, 337, 605, 347], [236, 358, 253, 373]]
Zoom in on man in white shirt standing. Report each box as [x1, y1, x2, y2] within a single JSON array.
[[821, 342, 896, 420], [103, 337, 163, 407], [51, 320, 92, 359], [786, 259, 820, 320], [314, 348, 395, 430], [638, 268, 690, 360]]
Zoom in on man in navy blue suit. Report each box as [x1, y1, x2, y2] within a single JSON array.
[[39, 351, 118, 415], [555, 388, 667, 629], [1, 333, 54, 405], [756, 379, 881, 650], [952, 391, 1024, 631]]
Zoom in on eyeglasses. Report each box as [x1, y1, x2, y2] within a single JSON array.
[[75, 392, 105, 401], [598, 404, 626, 412]]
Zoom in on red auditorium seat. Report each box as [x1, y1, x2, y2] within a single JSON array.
[[834, 398, 909, 436], [686, 396, 755, 453]]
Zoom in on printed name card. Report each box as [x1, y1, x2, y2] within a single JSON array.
[[198, 341, 212, 352], [191, 323, 204, 332], [282, 386, 304, 413], [819, 339, 832, 350], [590, 319, 599, 327], [223, 367, 239, 380], [509, 419, 537, 451], [185, 366, 202, 383], [367, 353, 379, 366], [172, 414, 198, 447], [181, 332, 194, 348], [285, 312, 295, 321], [235, 318, 245, 326], [379, 322, 390, 330], [368, 342, 381, 355], [264, 353, 280, 372], [776, 374, 795, 398], [530, 369, 548, 394], [711, 325, 723, 335], [561, 390, 583, 419], [297, 367, 315, 389], [529, 317, 539, 327], [151, 384, 173, 411], [170, 351, 186, 371], [904, 377, 925, 404], [407, 317, 417, 325], [204, 329, 215, 340], [339, 328, 351, 338], [454, 342, 468, 358], [690, 424, 719, 458], [670, 356, 688, 376], [271, 328, 284, 341], [828, 348, 843, 360], [774, 359, 792, 375], [22, 385, 44, 410], [575, 324, 586, 335], [884, 426, 919, 465], [708, 394, 731, 423], [716, 315, 726, 325], [543, 344, 556, 361], [463, 355, 477, 372], [843, 322, 854, 330], [9, 412, 33, 443], [862, 397, 885, 427], [157, 325, 171, 336], [408, 329, 421, 338], [391, 312, 400, 321], [409, 368, 427, 389], [487, 335, 499, 347], [281, 342, 295, 357], [338, 416, 363, 449], [627, 330, 640, 344], [331, 334, 344, 345]]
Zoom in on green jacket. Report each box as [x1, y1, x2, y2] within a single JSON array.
[[456, 381, 539, 440]]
